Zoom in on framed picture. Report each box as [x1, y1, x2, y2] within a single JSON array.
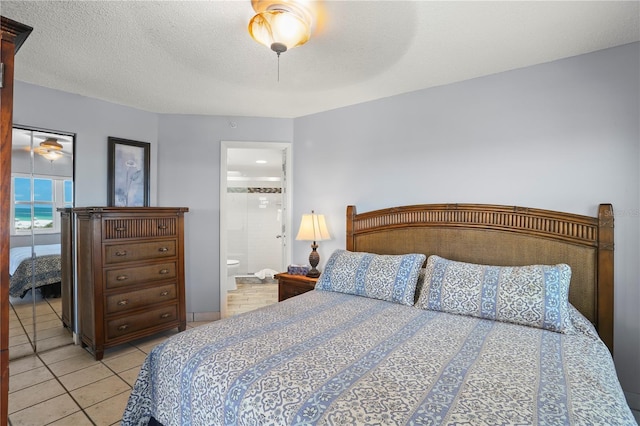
[[107, 137, 150, 207]]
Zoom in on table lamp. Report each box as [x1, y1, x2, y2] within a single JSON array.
[[295, 210, 331, 278]]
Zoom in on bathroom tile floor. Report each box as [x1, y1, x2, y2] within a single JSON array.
[[226, 281, 278, 317]]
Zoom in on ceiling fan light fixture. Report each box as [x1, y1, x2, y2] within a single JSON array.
[[248, 0, 313, 53], [41, 150, 63, 161], [36, 137, 64, 161], [40, 138, 63, 151]]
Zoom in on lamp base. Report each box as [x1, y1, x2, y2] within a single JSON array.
[[306, 268, 321, 278], [307, 241, 321, 278]]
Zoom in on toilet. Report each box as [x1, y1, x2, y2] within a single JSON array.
[[227, 259, 240, 291]]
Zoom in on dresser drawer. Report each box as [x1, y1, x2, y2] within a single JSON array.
[[276, 273, 317, 302], [103, 217, 178, 240], [105, 262, 177, 289], [280, 284, 311, 300], [104, 240, 176, 264], [105, 283, 177, 314], [106, 304, 178, 341]]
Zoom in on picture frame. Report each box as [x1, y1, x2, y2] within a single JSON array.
[[107, 137, 150, 207]]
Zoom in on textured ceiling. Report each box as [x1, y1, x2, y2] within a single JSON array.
[[2, 1, 639, 118]]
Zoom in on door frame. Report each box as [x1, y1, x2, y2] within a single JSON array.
[[219, 141, 292, 318]]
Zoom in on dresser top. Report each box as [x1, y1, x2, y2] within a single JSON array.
[[68, 207, 189, 213]]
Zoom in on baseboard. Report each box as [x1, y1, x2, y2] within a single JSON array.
[[187, 312, 221, 322]]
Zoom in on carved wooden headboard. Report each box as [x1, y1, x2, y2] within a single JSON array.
[[346, 203, 614, 353]]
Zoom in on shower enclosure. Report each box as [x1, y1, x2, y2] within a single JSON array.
[[227, 187, 283, 276]]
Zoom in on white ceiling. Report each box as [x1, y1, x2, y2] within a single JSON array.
[[227, 147, 283, 177], [2, 1, 639, 119]]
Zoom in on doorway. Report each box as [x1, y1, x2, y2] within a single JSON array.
[[219, 141, 292, 318]]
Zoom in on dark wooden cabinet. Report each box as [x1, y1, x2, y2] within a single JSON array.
[[59, 208, 74, 330], [1, 16, 32, 425], [276, 273, 317, 301], [73, 207, 188, 360]]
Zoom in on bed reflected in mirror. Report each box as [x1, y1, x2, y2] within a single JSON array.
[[8, 126, 75, 359]]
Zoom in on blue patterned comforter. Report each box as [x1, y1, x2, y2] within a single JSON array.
[[122, 291, 635, 426]]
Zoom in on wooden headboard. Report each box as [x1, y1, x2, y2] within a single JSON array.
[[346, 203, 614, 353]]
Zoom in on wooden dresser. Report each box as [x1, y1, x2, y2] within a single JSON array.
[[74, 207, 188, 360]]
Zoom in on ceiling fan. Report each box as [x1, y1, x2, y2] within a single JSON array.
[[32, 137, 70, 161]]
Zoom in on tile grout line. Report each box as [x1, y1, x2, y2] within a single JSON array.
[[7, 350, 91, 425], [9, 285, 274, 424], [9, 341, 139, 425]]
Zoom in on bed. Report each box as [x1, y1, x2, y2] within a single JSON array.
[[122, 203, 635, 425], [9, 243, 62, 298]]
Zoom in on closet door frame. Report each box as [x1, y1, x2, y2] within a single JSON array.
[[1, 15, 32, 426]]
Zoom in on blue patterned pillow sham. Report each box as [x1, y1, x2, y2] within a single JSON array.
[[414, 255, 573, 333], [316, 250, 426, 306]]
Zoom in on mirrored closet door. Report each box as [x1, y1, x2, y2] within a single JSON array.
[[9, 126, 74, 359]]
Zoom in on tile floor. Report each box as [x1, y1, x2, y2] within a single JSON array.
[[225, 278, 278, 317], [8, 323, 212, 425], [7, 280, 278, 425], [9, 292, 73, 360], [11, 284, 638, 424]]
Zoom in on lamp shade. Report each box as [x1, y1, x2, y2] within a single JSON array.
[[295, 212, 330, 242], [248, 0, 313, 53], [248, 9, 311, 51]]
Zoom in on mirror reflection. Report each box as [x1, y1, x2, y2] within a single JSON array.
[[8, 126, 74, 359]]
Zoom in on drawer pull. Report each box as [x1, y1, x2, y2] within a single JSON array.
[[117, 299, 129, 306], [160, 313, 170, 319], [115, 227, 127, 231], [158, 247, 169, 253], [118, 324, 129, 331], [115, 251, 127, 257], [158, 225, 168, 230], [116, 275, 129, 281], [160, 291, 169, 296], [159, 269, 169, 275]]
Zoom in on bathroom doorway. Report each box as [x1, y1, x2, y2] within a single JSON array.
[[219, 141, 292, 318]]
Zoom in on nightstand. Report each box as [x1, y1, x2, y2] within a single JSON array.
[[276, 273, 318, 302]]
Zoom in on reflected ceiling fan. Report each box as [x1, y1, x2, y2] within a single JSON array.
[[32, 137, 71, 161]]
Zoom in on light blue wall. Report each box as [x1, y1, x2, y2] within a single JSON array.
[[156, 114, 293, 314], [13, 82, 159, 207], [12, 42, 639, 404], [12, 84, 292, 315], [292, 42, 640, 404]]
